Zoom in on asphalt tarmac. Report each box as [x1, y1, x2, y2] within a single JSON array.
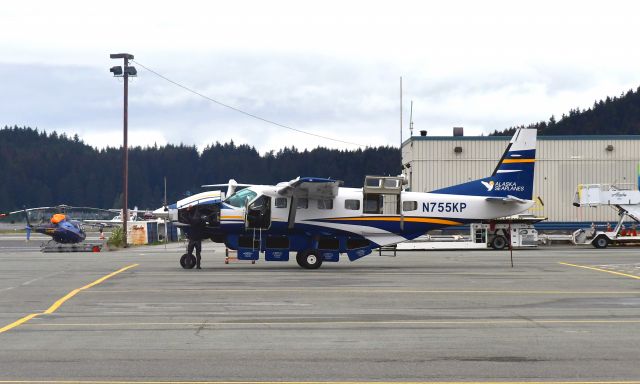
[[1, 235, 639, 383]]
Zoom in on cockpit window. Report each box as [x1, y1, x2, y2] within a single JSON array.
[[224, 188, 258, 208]]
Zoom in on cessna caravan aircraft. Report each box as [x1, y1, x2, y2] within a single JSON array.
[[178, 128, 537, 269]]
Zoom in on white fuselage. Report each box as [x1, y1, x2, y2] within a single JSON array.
[[219, 186, 533, 247]]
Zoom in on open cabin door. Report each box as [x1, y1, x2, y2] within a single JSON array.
[[363, 176, 405, 231], [245, 195, 271, 230], [363, 176, 403, 214]]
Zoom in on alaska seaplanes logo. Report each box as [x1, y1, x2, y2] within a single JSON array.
[[481, 180, 495, 191], [482, 180, 524, 192]]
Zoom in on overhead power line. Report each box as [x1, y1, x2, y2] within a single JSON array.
[[132, 60, 366, 147]]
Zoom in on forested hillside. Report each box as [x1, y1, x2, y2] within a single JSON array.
[[491, 86, 640, 136], [0, 126, 400, 211]]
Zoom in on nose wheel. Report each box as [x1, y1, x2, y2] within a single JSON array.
[[296, 250, 323, 269], [180, 253, 196, 269]]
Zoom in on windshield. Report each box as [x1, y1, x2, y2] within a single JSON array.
[[224, 188, 258, 208]]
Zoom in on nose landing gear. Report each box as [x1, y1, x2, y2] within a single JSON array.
[[180, 253, 196, 269]]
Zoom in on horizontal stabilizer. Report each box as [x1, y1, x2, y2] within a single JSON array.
[[485, 195, 530, 204]]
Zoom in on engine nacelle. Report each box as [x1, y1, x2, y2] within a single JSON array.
[[177, 203, 221, 228]]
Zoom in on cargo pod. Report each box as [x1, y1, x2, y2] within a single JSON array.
[[345, 237, 372, 261], [236, 234, 259, 261], [265, 235, 290, 261], [318, 236, 340, 262]]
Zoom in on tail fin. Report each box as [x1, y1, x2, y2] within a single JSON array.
[[431, 128, 537, 200]]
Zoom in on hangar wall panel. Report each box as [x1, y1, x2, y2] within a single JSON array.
[[402, 136, 640, 223]]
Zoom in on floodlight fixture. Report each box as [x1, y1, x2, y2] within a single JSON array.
[[110, 53, 134, 60], [110, 66, 123, 76], [125, 66, 137, 76]]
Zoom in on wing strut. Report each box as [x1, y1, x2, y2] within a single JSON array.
[[288, 196, 298, 229]]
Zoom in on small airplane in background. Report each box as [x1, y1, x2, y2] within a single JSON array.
[[174, 128, 538, 269], [85, 207, 140, 228]]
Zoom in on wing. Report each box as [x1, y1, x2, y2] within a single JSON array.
[[277, 177, 343, 199]]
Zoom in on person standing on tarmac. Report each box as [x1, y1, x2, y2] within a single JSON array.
[[187, 238, 202, 269]]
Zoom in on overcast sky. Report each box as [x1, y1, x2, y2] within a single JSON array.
[[2, 0, 639, 152]]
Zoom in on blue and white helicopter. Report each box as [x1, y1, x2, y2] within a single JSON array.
[[176, 128, 537, 269], [22, 207, 87, 244]]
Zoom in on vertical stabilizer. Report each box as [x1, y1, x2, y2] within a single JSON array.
[[431, 128, 537, 200]]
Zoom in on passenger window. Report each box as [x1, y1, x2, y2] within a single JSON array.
[[318, 199, 333, 210], [297, 198, 308, 209], [275, 197, 287, 208], [344, 199, 360, 210], [365, 178, 381, 187], [403, 201, 417, 211], [384, 179, 399, 188]]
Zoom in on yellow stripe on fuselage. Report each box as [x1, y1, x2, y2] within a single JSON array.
[[221, 215, 244, 220], [502, 158, 535, 163], [326, 216, 462, 226]]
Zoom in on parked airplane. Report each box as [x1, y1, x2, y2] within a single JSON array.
[[177, 128, 537, 269], [85, 207, 140, 228]]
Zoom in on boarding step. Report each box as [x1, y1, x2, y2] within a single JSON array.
[[377, 245, 397, 257], [224, 248, 257, 264]]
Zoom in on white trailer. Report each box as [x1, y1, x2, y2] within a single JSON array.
[[572, 183, 640, 248], [391, 215, 542, 252]]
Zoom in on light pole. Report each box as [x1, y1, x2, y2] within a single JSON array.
[[110, 53, 137, 247]]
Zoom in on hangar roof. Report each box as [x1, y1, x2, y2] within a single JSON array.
[[405, 135, 640, 144]]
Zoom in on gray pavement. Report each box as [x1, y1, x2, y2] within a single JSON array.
[[1, 237, 639, 382]]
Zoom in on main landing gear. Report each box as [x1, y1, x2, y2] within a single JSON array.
[[179, 249, 325, 269], [296, 250, 323, 269]]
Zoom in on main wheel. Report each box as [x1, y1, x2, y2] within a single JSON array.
[[180, 253, 196, 269], [592, 235, 609, 249], [490, 235, 507, 250], [296, 250, 323, 269]]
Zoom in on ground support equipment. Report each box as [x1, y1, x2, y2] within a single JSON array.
[[41, 241, 103, 253], [572, 183, 640, 248]]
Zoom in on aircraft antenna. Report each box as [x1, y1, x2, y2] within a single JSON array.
[[399, 76, 403, 150], [409, 100, 414, 137]]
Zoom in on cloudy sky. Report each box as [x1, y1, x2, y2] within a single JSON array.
[[1, 0, 639, 152]]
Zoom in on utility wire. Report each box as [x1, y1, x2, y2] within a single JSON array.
[[132, 60, 366, 147]]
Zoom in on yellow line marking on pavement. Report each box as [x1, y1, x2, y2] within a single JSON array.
[[85, 288, 638, 295], [559, 262, 640, 280], [43, 289, 81, 314], [1, 381, 640, 384], [0, 313, 39, 334], [0, 264, 138, 335], [22, 318, 640, 328]]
